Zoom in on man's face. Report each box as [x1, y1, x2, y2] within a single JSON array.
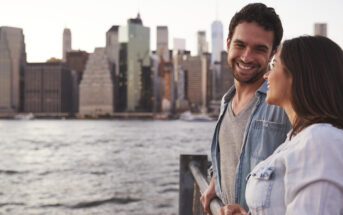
[[227, 21, 275, 84]]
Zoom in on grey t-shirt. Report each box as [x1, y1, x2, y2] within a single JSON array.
[[219, 95, 257, 204]]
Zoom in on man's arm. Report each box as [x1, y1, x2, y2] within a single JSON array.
[[200, 176, 217, 215]]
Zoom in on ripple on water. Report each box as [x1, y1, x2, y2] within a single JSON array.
[[0, 120, 215, 215]]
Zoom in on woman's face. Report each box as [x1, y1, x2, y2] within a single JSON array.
[[263, 50, 292, 107]]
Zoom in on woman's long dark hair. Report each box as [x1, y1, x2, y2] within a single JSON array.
[[281, 36, 343, 138]]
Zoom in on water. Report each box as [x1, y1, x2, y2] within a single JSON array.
[[0, 119, 216, 215]]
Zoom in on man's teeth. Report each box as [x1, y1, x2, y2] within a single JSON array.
[[238, 63, 252, 70]]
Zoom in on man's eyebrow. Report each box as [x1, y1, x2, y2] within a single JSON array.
[[233, 39, 245, 44], [255, 44, 269, 50]]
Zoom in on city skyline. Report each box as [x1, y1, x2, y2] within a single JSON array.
[[1, 0, 342, 62]]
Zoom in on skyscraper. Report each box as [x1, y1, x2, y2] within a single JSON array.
[[197, 31, 208, 56], [173, 38, 186, 53], [66, 50, 89, 112], [25, 62, 73, 113], [156, 26, 169, 62], [182, 54, 211, 112], [79, 48, 115, 114], [62, 28, 72, 62], [314, 23, 327, 37], [106, 26, 120, 75], [0, 26, 26, 113], [211, 20, 223, 65], [118, 13, 150, 111]]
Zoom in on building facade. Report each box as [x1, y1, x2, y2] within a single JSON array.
[[156, 26, 169, 62], [62, 28, 72, 62], [173, 38, 186, 53], [211, 20, 224, 65], [66, 50, 89, 83], [0, 26, 26, 113], [219, 51, 234, 96], [79, 48, 115, 114], [197, 31, 208, 56], [25, 62, 72, 113], [118, 13, 150, 111], [182, 54, 211, 112], [66, 50, 89, 112], [106, 26, 120, 75], [314, 23, 327, 37]]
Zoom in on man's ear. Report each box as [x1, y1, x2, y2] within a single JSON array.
[[226, 37, 231, 52]]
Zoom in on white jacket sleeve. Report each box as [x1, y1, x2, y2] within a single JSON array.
[[286, 180, 343, 215], [284, 124, 343, 215]]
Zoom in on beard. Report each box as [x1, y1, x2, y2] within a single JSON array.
[[229, 59, 267, 84]]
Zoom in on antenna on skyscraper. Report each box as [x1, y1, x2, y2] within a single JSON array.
[[215, 0, 219, 20], [137, 0, 141, 16]]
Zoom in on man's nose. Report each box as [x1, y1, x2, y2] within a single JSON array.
[[240, 48, 253, 63]]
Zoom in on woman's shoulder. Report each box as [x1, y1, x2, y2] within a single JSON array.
[[298, 123, 343, 144], [289, 123, 343, 161], [284, 123, 343, 180]]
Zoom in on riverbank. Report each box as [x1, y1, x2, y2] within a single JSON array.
[[0, 112, 218, 120]]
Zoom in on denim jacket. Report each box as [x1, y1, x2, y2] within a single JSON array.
[[210, 81, 291, 210]]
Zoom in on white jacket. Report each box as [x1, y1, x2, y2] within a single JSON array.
[[245, 123, 343, 215]]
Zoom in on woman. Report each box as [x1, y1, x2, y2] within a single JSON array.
[[219, 36, 343, 215]]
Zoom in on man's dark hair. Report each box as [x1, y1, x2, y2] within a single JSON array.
[[228, 3, 283, 51], [281, 36, 343, 138]]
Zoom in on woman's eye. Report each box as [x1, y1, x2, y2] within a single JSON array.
[[269, 62, 274, 69]]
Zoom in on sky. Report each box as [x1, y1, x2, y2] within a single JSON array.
[[1, 0, 342, 62]]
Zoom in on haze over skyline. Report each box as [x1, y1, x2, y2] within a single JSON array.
[[1, 0, 342, 62]]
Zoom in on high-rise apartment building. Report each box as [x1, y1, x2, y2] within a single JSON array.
[[182, 54, 211, 112], [66, 50, 89, 112], [140, 65, 153, 112], [173, 38, 186, 53], [211, 20, 223, 65], [106, 26, 120, 75], [0, 26, 26, 113], [25, 62, 73, 113], [66, 50, 89, 83], [118, 13, 150, 111], [150, 53, 160, 112], [158, 61, 173, 112], [62, 28, 72, 62], [106, 26, 120, 111], [197, 31, 208, 56], [173, 50, 191, 112], [79, 48, 115, 114], [219, 51, 234, 96], [314, 23, 327, 37], [156, 26, 169, 62]]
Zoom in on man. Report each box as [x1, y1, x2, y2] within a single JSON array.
[[200, 3, 291, 214]]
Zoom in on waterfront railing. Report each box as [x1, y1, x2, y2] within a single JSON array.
[[179, 154, 224, 215]]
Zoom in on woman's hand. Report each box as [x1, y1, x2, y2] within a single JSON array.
[[217, 204, 248, 215]]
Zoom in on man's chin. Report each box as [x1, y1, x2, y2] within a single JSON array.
[[232, 69, 266, 84], [234, 75, 262, 84]]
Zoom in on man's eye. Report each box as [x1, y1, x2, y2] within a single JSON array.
[[257, 48, 267, 53], [236, 44, 244, 48]]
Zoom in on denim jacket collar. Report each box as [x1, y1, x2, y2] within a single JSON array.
[[222, 81, 268, 105]]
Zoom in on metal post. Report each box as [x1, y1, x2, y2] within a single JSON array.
[[179, 154, 208, 215], [189, 161, 224, 214]]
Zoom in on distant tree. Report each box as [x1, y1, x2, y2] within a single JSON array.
[[46, 57, 62, 63]]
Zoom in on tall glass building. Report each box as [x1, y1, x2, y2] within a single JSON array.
[[62, 28, 72, 62], [211, 20, 224, 65], [118, 13, 150, 112], [0, 26, 26, 113]]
